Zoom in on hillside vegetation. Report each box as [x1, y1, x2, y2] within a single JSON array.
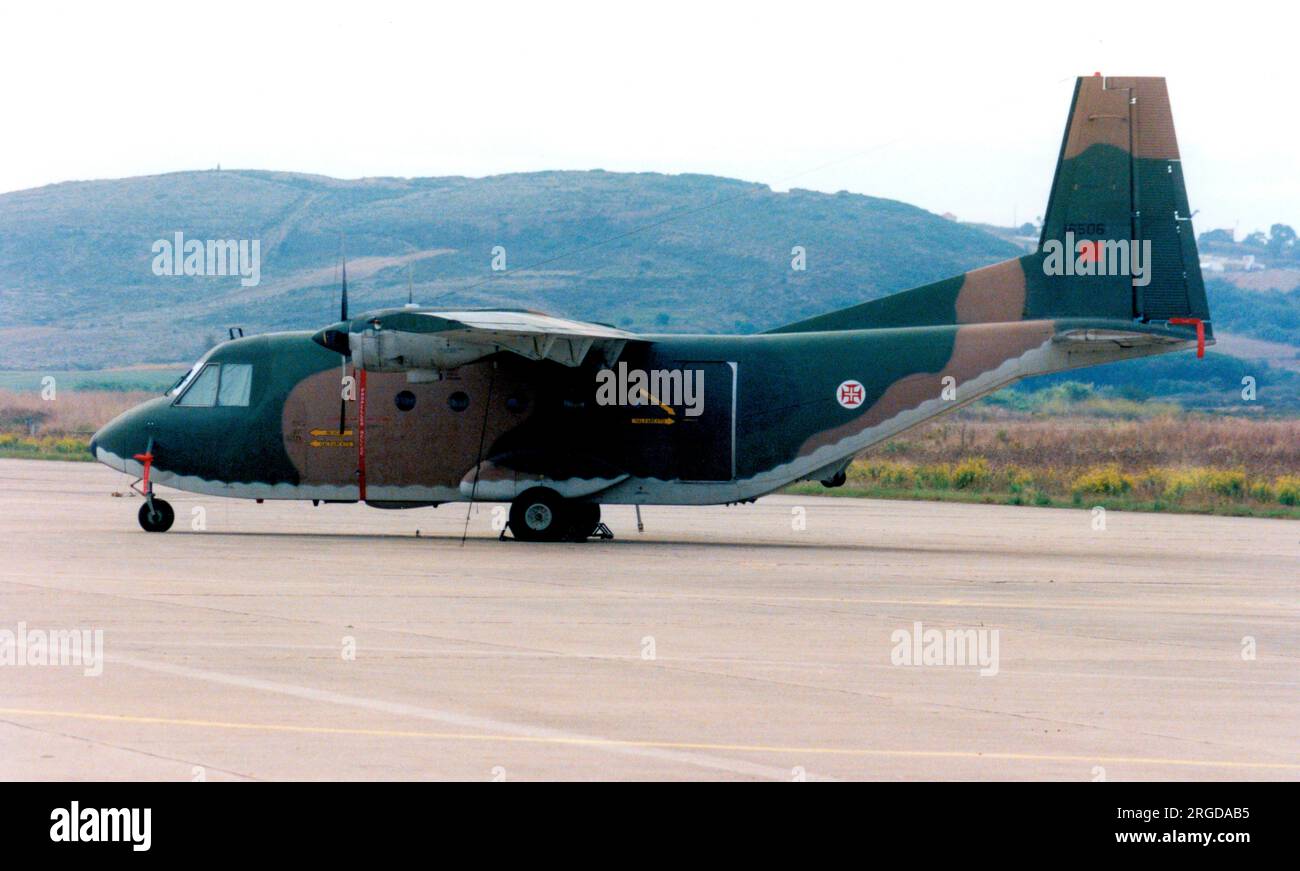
[[0, 169, 1018, 369]]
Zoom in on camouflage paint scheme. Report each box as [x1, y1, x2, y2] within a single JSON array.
[[92, 77, 1212, 513]]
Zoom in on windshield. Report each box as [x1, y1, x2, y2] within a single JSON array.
[[167, 349, 217, 397], [165, 369, 193, 396], [172, 361, 256, 407]]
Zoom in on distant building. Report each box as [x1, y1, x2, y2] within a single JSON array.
[[940, 211, 958, 222], [1199, 253, 1259, 272]]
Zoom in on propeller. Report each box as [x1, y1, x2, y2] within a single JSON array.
[[340, 240, 349, 321], [338, 239, 349, 437]]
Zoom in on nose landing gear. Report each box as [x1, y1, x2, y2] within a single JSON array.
[[131, 442, 174, 533]]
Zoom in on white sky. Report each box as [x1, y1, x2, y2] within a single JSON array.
[[1, 0, 1294, 235]]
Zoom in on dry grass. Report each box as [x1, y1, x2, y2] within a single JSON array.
[[0, 389, 151, 459], [825, 415, 1300, 515], [877, 416, 1300, 479], [0, 388, 150, 437]]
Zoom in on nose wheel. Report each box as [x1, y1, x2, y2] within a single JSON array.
[[138, 499, 175, 532], [130, 439, 174, 532]]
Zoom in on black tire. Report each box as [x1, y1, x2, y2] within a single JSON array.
[[820, 470, 847, 488], [138, 498, 175, 532], [566, 503, 601, 541], [509, 488, 571, 542]]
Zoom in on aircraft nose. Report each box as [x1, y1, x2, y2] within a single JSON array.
[[90, 406, 146, 470], [89, 416, 122, 466]]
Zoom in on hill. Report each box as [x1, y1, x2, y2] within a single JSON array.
[[0, 169, 1019, 369], [3, 168, 1296, 409]]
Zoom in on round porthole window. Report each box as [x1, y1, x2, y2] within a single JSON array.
[[448, 391, 470, 412], [505, 394, 529, 413], [394, 390, 416, 412]]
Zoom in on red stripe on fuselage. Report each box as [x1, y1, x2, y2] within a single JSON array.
[[357, 367, 367, 501]]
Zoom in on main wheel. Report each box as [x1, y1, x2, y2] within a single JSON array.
[[566, 503, 601, 541], [820, 470, 847, 488], [509, 488, 571, 542], [138, 498, 175, 532]]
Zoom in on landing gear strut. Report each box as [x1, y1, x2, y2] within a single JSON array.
[[131, 441, 174, 532], [506, 488, 609, 542]]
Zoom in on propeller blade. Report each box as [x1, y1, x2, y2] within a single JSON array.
[[338, 239, 349, 435], [338, 388, 347, 439], [340, 252, 349, 321]]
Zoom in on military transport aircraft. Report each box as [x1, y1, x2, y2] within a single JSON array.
[[92, 75, 1211, 541]]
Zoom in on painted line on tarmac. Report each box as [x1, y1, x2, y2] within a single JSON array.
[[3, 704, 1297, 774], [97, 656, 825, 781]]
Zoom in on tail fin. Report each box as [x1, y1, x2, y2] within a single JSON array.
[[1034, 75, 1209, 324], [769, 75, 1211, 337]]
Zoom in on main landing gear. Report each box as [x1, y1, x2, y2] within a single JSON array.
[[131, 442, 174, 532], [505, 488, 611, 543]]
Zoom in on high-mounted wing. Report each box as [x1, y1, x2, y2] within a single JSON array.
[[312, 307, 638, 374]]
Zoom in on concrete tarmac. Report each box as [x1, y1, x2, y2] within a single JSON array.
[[1, 458, 1296, 781]]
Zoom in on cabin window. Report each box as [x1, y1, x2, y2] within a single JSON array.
[[176, 364, 220, 406], [217, 363, 253, 407]]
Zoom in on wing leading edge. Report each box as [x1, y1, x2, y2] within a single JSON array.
[[312, 307, 638, 374]]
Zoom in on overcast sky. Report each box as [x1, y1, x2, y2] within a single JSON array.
[[1, 1, 1294, 236]]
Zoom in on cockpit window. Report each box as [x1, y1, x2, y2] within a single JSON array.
[[174, 362, 255, 407], [217, 363, 253, 407], [176, 363, 220, 406], [165, 371, 191, 396], [168, 347, 218, 398]]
